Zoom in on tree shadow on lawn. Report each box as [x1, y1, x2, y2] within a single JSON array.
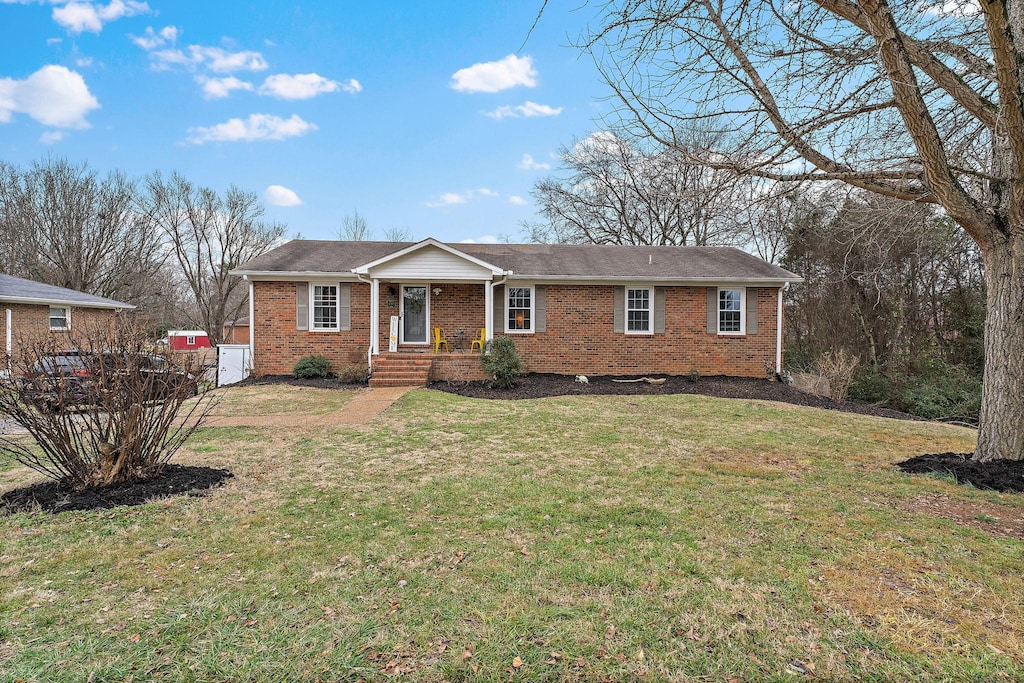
[[1, 464, 232, 515], [897, 453, 1024, 493]]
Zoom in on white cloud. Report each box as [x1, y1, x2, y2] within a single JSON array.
[[425, 188, 498, 208], [450, 54, 537, 93], [340, 78, 361, 94], [75, 56, 92, 67], [197, 75, 253, 99], [46, 37, 62, 45], [508, 195, 528, 206], [485, 101, 562, 120], [186, 113, 317, 144], [517, 153, 550, 170], [459, 235, 501, 244], [0, 65, 99, 128], [258, 73, 340, 100], [191, 46, 267, 73], [39, 130, 64, 144], [923, 0, 980, 16], [426, 192, 469, 207], [130, 25, 178, 50], [148, 45, 267, 73], [52, 0, 150, 34], [265, 184, 302, 206]]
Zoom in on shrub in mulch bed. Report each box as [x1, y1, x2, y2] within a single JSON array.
[[896, 453, 1024, 493], [1, 464, 233, 515]]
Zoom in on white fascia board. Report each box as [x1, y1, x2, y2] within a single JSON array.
[[506, 275, 803, 286], [351, 237, 505, 275], [230, 270, 361, 281], [0, 296, 135, 310]]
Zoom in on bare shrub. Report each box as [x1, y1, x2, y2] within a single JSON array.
[[816, 350, 860, 403], [336, 364, 369, 384], [0, 320, 217, 489]]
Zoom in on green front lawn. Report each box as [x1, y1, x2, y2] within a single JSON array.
[[2, 388, 1019, 681]]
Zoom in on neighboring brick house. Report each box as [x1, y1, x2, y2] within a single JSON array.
[[1, 273, 134, 367], [232, 238, 802, 384]]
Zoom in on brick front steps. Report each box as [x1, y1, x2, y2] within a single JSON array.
[[368, 352, 490, 386], [368, 353, 434, 387]]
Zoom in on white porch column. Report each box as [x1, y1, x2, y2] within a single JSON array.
[[370, 278, 380, 356], [484, 278, 494, 342]]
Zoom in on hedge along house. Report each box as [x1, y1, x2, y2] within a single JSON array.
[[1, 273, 135, 370], [232, 238, 802, 386]]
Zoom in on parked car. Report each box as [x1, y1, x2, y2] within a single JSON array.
[[21, 351, 196, 412]]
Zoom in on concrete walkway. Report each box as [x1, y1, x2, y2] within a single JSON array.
[[203, 385, 415, 428]]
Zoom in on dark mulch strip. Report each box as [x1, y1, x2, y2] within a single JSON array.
[[234, 374, 362, 389], [1, 464, 233, 515], [896, 453, 1024, 493], [430, 373, 918, 421]]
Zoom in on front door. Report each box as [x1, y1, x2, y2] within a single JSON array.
[[400, 285, 428, 344]]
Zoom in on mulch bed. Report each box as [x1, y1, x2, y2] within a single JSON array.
[[430, 373, 918, 420], [1, 464, 233, 515], [896, 453, 1024, 493]]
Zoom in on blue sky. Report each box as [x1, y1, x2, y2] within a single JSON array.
[[0, 1, 611, 243]]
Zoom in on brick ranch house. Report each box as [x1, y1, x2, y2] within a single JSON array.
[[2, 273, 134, 369], [232, 238, 802, 385]]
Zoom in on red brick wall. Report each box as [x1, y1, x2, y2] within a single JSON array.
[[252, 281, 371, 374], [504, 285, 778, 378], [252, 281, 781, 378], [1, 303, 120, 363]]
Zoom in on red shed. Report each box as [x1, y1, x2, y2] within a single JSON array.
[[167, 330, 211, 351]]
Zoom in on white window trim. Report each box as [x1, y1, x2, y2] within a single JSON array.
[[504, 284, 535, 334], [186, 335, 196, 345], [717, 287, 746, 336], [309, 282, 341, 332], [624, 286, 654, 336], [49, 306, 70, 331]]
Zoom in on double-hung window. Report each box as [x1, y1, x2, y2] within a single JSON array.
[[312, 284, 339, 331], [625, 287, 653, 334], [49, 306, 70, 331], [506, 286, 533, 332], [718, 288, 744, 334]]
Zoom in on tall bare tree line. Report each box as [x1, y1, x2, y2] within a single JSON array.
[[0, 158, 284, 345], [576, 0, 1024, 461]]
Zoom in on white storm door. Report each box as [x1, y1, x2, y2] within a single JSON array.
[[400, 285, 429, 344]]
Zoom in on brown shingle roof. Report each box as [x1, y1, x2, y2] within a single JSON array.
[[234, 239, 800, 282]]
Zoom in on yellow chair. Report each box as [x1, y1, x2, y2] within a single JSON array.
[[433, 327, 450, 352], [470, 327, 486, 353]]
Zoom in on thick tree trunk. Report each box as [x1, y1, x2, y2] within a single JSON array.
[[975, 233, 1024, 461]]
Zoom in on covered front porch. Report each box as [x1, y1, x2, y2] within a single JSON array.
[[353, 238, 509, 368]]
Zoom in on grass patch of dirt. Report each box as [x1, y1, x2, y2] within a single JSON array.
[[206, 384, 357, 417]]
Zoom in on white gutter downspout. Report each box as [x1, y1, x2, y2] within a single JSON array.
[[485, 274, 505, 348], [247, 277, 255, 374], [5, 308, 11, 374], [776, 282, 790, 376], [355, 274, 376, 370]]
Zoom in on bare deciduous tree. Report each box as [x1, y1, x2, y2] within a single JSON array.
[[143, 172, 285, 345], [526, 130, 747, 246], [0, 158, 166, 305], [585, 0, 1024, 461], [382, 225, 413, 242], [337, 209, 372, 241]]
